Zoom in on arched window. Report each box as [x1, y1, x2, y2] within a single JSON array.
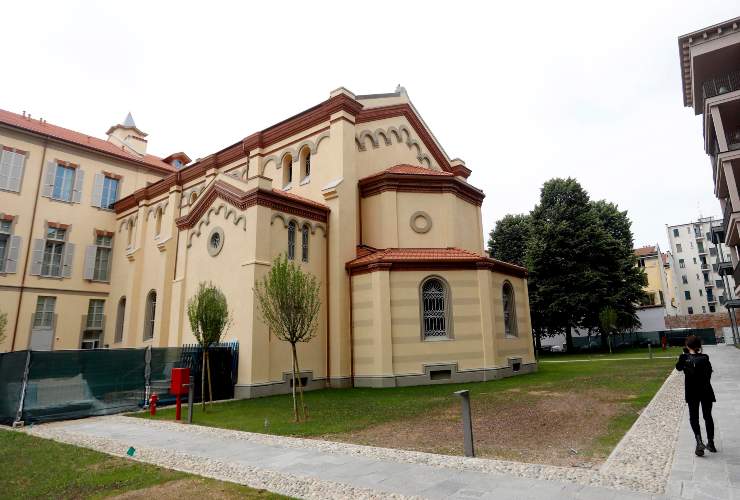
[[502, 281, 518, 337], [282, 154, 293, 188], [143, 290, 156, 340], [114, 297, 126, 343], [287, 221, 296, 260], [155, 207, 163, 236], [189, 191, 198, 205], [420, 277, 450, 339], [301, 224, 310, 262], [299, 147, 311, 181], [126, 220, 134, 247]]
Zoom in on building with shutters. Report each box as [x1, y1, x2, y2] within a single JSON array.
[[0, 109, 188, 351], [1, 87, 536, 397]]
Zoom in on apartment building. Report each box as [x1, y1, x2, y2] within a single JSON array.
[[0, 110, 187, 352], [634, 244, 677, 315], [666, 217, 735, 315]]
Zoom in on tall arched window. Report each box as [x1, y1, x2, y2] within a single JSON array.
[[114, 296, 126, 343], [301, 224, 310, 262], [502, 281, 518, 337], [155, 207, 163, 236], [143, 290, 156, 340], [420, 277, 450, 339], [287, 221, 296, 260], [282, 154, 293, 188], [299, 147, 311, 181], [126, 220, 134, 247]]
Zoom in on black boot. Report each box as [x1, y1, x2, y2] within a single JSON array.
[[706, 440, 717, 453], [695, 434, 706, 457]]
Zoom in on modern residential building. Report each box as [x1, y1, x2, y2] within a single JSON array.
[[678, 17, 740, 341], [634, 244, 677, 323], [0, 109, 187, 352], [1, 87, 536, 397], [666, 217, 735, 315]]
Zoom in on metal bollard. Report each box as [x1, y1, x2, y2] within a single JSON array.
[[454, 390, 475, 457], [187, 375, 194, 424]]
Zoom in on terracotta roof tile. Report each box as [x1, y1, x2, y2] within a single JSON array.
[[634, 246, 657, 257], [383, 164, 453, 176], [272, 188, 329, 210], [0, 108, 175, 174]]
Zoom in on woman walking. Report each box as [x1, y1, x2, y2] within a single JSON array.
[[675, 335, 717, 456]]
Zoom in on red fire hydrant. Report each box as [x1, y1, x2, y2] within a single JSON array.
[[149, 393, 158, 416]]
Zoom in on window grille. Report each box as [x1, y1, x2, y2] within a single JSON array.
[[301, 225, 309, 262], [287, 221, 296, 260], [421, 278, 448, 338], [503, 282, 518, 337]]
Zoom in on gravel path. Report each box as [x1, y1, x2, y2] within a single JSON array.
[[23, 368, 685, 499]]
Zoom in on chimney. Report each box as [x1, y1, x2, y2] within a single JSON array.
[[106, 112, 148, 157]]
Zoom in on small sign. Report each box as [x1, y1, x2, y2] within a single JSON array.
[[126, 447, 136, 457]]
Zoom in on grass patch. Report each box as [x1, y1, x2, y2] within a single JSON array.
[[135, 350, 676, 466], [0, 429, 287, 499]]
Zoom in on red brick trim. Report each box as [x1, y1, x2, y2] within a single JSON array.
[[47, 221, 70, 229], [95, 229, 115, 237], [56, 159, 78, 168], [2, 146, 27, 155], [358, 170, 485, 206], [102, 171, 123, 180], [175, 180, 329, 230]]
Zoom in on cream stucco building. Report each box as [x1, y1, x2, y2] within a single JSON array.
[[1, 87, 536, 397]]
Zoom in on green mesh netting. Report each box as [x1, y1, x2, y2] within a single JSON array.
[[0, 352, 29, 425]]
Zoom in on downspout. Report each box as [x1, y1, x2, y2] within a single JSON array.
[[325, 220, 331, 387], [11, 138, 49, 351], [348, 267, 354, 387]]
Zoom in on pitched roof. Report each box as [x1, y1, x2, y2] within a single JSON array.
[[346, 247, 527, 278], [382, 164, 453, 176], [0, 108, 174, 174], [634, 246, 658, 257]]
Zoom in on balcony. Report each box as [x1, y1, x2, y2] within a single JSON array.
[[718, 260, 734, 277], [734, 262, 740, 286], [702, 71, 740, 109], [701, 262, 709, 270]]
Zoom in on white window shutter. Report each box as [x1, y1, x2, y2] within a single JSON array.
[[72, 169, 84, 203], [0, 150, 9, 190], [5, 235, 21, 273], [91, 173, 104, 208], [42, 161, 56, 198], [7, 151, 26, 192], [83, 245, 97, 280], [62, 242, 75, 278], [30, 238, 44, 275]]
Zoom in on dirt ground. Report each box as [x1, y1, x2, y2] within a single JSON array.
[[112, 478, 279, 499], [324, 388, 628, 467]]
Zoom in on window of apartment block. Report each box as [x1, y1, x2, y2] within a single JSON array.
[[31, 226, 74, 278], [679, 258, 685, 268], [42, 161, 84, 203], [676, 243, 683, 253], [682, 274, 688, 284], [688, 306, 694, 314], [92, 173, 120, 210], [693, 257, 697, 264], [0, 218, 21, 273], [685, 290, 691, 300], [697, 242, 705, 253], [710, 304, 716, 313], [659, 290, 665, 305], [709, 247, 717, 256], [699, 289, 703, 297], [702, 306, 706, 313], [716, 279, 725, 289], [33, 296, 56, 329], [81, 299, 105, 349], [673, 228, 679, 237], [638, 258, 645, 267], [0, 147, 27, 192]]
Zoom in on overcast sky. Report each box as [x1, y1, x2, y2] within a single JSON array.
[[4, 1, 739, 252]]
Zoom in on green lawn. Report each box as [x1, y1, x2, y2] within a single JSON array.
[[0, 429, 287, 499], [135, 353, 677, 466]]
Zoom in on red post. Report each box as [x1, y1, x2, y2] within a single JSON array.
[[149, 393, 158, 416], [175, 394, 182, 421], [170, 368, 190, 422]]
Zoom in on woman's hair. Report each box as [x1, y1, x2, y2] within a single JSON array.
[[685, 335, 702, 352]]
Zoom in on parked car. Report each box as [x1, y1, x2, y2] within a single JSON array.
[[551, 345, 565, 353]]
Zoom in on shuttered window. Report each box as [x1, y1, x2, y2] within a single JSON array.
[[52, 165, 76, 201], [43, 161, 84, 203], [0, 148, 26, 192], [41, 228, 66, 277], [92, 173, 120, 209]]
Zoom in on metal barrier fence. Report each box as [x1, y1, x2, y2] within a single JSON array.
[[570, 328, 717, 351], [0, 342, 238, 426]]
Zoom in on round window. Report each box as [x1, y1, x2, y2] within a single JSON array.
[[410, 211, 433, 234], [207, 227, 225, 256]]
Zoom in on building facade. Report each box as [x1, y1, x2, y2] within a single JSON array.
[[678, 17, 740, 341], [1, 87, 536, 397], [666, 217, 735, 315], [634, 244, 677, 314]]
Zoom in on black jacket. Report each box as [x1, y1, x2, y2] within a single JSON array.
[[676, 352, 716, 403]]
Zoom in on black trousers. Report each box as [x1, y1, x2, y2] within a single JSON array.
[[687, 399, 714, 441]]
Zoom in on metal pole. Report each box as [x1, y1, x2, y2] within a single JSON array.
[[454, 390, 475, 457], [13, 351, 31, 428], [187, 375, 194, 424]]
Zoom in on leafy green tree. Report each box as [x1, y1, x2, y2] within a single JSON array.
[[254, 255, 321, 422], [487, 214, 531, 267], [526, 178, 601, 351], [187, 282, 232, 410]]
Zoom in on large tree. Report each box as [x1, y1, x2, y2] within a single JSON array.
[[488, 214, 531, 267]]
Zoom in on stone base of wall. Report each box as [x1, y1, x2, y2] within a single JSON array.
[[665, 312, 732, 336], [233, 359, 538, 399]]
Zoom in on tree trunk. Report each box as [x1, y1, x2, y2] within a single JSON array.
[[290, 344, 298, 422], [206, 350, 214, 404], [201, 349, 207, 411], [292, 343, 308, 420], [565, 325, 574, 352]]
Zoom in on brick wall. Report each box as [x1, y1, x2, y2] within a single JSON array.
[[665, 313, 731, 335]]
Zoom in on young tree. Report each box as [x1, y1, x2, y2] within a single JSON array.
[[598, 306, 618, 354], [487, 214, 531, 267], [187, 282, 231, 410], [254, 255, 321, 422]]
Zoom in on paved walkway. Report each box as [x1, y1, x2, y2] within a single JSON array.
[[665, 345, 740, 500], [23, 345, 740, 499]]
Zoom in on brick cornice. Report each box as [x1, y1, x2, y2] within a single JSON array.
[[175, 180, 329, 230], [358, 171, 485, 206], [346, 254, 527, 278]]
